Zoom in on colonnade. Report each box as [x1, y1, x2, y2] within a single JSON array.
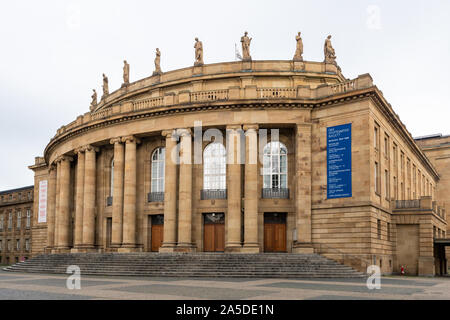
[[45, 124, 313, 253]]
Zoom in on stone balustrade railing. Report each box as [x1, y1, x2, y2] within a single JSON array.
[[392, 196, 446, 221], [54, 73, 373, 137]]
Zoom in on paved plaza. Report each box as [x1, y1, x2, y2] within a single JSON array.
[[0, 270, 449, 300]]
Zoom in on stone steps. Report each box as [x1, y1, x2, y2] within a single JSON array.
[[3, 253, 365, 278]]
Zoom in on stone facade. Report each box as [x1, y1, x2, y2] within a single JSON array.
[[0, 186, 33, 264], [27, 58, 448, 276]]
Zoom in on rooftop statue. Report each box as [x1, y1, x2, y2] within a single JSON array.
[[241, 31, 252, 61], [102, 73, 109, 99], [194, 37, 204, 66], [122, 60, 130, 86], [90, 89, 97, 111], [153, 48, 162, 75], [293, 32, 303, 61], [324, 35, 337, 65]]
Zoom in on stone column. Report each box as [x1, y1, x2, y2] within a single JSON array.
[[160, 130, 178, 252], [225, 125, 243, 252], [177, 129, 195, 251], [242, 124, 260, 253], [46, 165, 57, 251], [119, 135, 140, 252], [56, 155, 73, 251], [110, 137, 124, 248], [293, 123, 314, 253], [72, 148, 85, 250], [52, 160, 61, 253], [82, 145, 98, 250]]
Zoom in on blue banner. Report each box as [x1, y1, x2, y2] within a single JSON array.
[[327, 123, 352, 199]]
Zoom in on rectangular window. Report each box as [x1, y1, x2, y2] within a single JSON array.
[[377, 219, 382, 240], [387, 223, 391, 241], [0, 214, 3, 230], [8, 212, 12, 229], [16, 239, 20, 251], [25, 239, 30, 251], [26, 210, 31, 229], [374, 162, 380, 194], [384, 135, 389, 157], [7, 240, 11, 252], [385, 170, 389, 200], [374, 125, 379, 149], [393, 176, 398, 199], [0, 240, 2, 252], [17, 211, 21, 230]]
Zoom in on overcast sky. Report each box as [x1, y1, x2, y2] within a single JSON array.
[[0, 0, 449, 190]]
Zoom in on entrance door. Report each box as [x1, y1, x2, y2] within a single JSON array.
[[264, 213, 287, 252], [106, 218, 112, 248], [203, 213, 225, 252], [151, 215, 164, 252]]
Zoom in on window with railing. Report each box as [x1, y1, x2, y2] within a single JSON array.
[[16, 211, 21, 230], [26, 209, 31, 229], [202, 143, 227, 199], [8, 212, 12, 229], [148, 147, 165, 202], [262, 142, 288, 199]]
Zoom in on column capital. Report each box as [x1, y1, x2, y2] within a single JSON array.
[[83, 144, 99, 153], [226, 125, 242, 131], [176, 128, 192, 137], [121, 135, 141, 144], [161, 129, 176, 138], [56, 155, 73, 163], [243, 124, 259, 132], [48, 164, 57, 174], [74, 147, 85, 154], [110, 137, 122, 145]]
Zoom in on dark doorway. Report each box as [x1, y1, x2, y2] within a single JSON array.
[[150, 214, 164, 252], [264, 212, 287, 252], [106, 218, 112, 248], [203, 213, 225, 252]]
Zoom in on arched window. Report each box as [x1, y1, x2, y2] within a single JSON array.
[[151, 147, 165, 193], [110, 159, 114, 197], [203, 143, 226, 190], [263, 141, 288, 189]]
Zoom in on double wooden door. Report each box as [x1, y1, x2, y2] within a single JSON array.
[[150, 215, 164, 252], [264, 213, 287, 252], [203, 213, 225, 252]]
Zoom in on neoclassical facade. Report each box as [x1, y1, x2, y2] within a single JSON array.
[[28, 53, 449, 275]]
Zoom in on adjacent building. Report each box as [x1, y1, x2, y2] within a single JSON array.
[[0, 186, 33, 265]]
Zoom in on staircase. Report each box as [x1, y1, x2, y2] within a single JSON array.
[[3, 253, 365, 278]]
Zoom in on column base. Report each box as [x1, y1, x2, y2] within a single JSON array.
[[70, 247, 99, 253], [174, 244, 197, 253], [225, 243, 242, 253], [292, 243, 314, 254], [241, 243, 260, 253], [418, 256, 435, 276], [117, 247, 142, 253], [52, 247, 72, 254]]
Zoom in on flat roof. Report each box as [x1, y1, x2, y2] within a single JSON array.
[[0, 185, 34, 195]]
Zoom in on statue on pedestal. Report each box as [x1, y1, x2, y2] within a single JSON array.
[[122, 60, 130, 86], [102, 73, 109, 99], [90, 89, 97, 111], [241, 31, 252, 61], [293, 32, 303, 61], [324, 35, 337, 65], [194, 37, 204, 66], [153, 48, 162, 75]]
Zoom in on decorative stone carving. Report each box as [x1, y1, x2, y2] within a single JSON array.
[[241, 31, 252, 61], [153, 48, 162, 75], [293, 32, 303, 61], [90, 89, 97, 111], [122, 60, 130, 86], [194, 38, 204, 66], [102, 73, 109, 99], [324, 35, 337, 65]]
